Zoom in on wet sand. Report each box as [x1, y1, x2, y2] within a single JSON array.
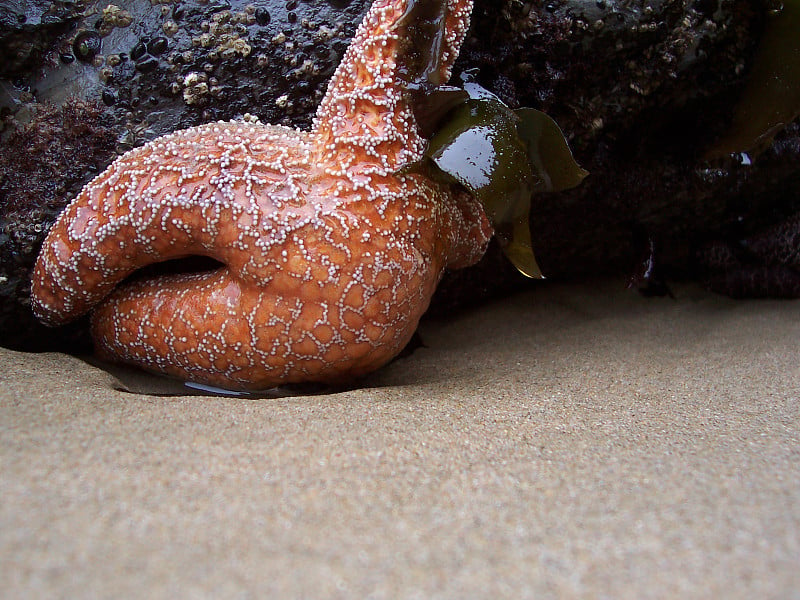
[[1, 281, 798, 598]]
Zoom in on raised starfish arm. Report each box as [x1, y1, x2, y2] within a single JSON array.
[[313, 0, 473, 171], [32, 122, 316, 326]]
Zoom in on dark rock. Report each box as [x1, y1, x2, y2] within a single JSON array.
[[442, 0, 799, 298], [0, 0, 83, 77], [0, 100, 118, 351]]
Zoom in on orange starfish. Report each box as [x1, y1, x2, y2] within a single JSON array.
[[31, 0, 492, 390]]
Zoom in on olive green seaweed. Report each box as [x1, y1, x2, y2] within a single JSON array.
[[411, 83, 588, 278], [514, 108, 591, 195]]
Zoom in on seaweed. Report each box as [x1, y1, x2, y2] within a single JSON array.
[[409, 83, 588, 278]]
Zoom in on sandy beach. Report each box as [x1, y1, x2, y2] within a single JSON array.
[[1, 280, 798, 598]]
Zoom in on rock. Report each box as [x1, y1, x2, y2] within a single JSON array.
[[442, 0, 800, 301], [0, 100, 117, 351], [0, 0, 83, 77]]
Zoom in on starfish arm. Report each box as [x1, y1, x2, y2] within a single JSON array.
[[32, 122, 313, 326], [444, 187, 493, 269], [312, 0, 473, 172]]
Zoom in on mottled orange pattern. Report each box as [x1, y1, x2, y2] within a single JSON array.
[[31, 0, 491, 390]]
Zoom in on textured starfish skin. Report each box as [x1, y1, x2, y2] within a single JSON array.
[[31, 0, 491, 390]]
